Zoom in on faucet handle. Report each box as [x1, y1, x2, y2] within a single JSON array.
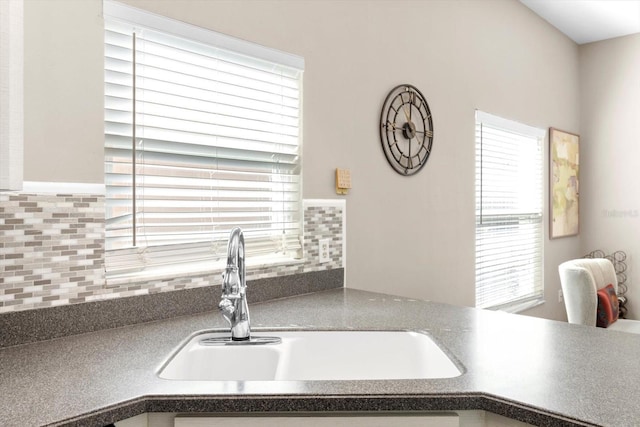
[[219, 298, 235, 317], [222, 266, 242, 296]]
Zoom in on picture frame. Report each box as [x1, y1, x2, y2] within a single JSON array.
[[550, 128, 579, 239]]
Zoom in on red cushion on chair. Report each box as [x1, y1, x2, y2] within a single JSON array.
[[596, 284, 619, 328]]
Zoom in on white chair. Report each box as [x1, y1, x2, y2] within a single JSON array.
[[558, 258, 640, 334]]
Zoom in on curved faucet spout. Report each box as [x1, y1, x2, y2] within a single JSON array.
[[226, 229, 245, 280], [220, 227, 250, 341]]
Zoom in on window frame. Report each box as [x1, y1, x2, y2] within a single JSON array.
[[474, 110, 546, 312], [103, 1, 305, 279]]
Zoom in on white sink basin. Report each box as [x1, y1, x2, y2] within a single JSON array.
[[158, 330, 462, 381]]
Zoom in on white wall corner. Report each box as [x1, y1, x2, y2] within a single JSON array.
[[0, 0, 24, 192], [22, 181, 106, 195], [303, 198, 346, 208]]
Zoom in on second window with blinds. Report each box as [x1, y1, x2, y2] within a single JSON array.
[[475, 111, 545, 312], [104, 2, 304, 277]]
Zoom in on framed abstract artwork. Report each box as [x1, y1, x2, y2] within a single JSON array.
[[550, 128, 579, 239]]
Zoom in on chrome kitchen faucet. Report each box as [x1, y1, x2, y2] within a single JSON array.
[[204, 227, 280, 346], [219, 227, 250, 341]]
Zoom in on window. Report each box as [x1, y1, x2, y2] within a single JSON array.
[[103, 1, 304, 276], [475, 111, 545, 311]]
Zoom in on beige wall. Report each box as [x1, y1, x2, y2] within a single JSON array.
[[23, 0, 583, 320], [579, 34, 640, 319], [24, 0, 104, 183]]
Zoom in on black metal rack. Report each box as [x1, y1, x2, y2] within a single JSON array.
[[584, 250, 628, 318]]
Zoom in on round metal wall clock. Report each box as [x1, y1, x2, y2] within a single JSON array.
[[379, 84, 433, 176]]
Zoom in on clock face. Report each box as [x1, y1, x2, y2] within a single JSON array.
[[379, 84, 433, 176]]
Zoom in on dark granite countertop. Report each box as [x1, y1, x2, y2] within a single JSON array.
[[1, 288, 638, 427]]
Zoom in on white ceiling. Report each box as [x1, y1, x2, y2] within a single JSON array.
[[519, 0, 640, 45]]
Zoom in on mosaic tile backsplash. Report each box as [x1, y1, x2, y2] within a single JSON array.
[[0, 193, 344, 313]]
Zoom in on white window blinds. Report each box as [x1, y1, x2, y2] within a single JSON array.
[[475, 111, 545, 311], [104, 1, 304, 276]]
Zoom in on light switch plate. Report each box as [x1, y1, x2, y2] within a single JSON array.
[[335, 168, 352, 195]]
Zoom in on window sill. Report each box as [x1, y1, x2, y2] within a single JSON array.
[[492, 298, 545, 314], [105, 255, 306, 288]]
